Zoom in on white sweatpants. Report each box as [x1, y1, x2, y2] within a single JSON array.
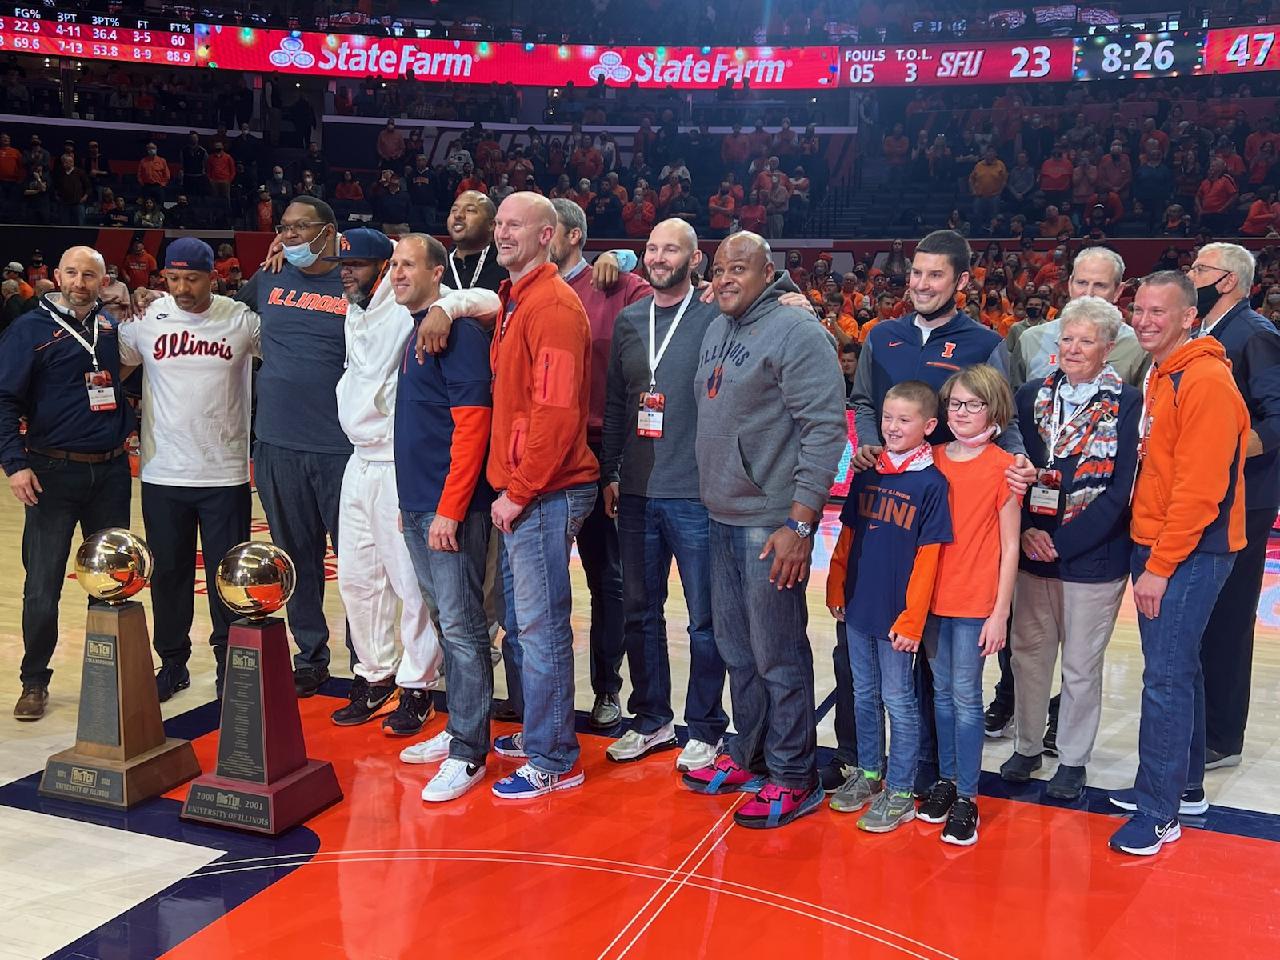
[[338, 455, 442, 688]]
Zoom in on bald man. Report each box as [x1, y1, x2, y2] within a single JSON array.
[[0, 246, 134, 721], [687, 231, 846, 829], [487, 192, 599, 800]]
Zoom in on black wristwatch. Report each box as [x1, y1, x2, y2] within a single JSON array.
[[785, 518, 813, 539]]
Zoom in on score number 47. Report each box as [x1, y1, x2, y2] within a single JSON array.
[[1226, 32, 1277, 68]]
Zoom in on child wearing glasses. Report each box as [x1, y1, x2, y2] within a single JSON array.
[[918, 364, 1021, 846]]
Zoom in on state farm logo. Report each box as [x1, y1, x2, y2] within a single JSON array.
[[269, 35, 316, 69], [589, 50, 632, 83]]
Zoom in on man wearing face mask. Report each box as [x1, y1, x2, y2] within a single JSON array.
[[181, 131, 209, 198], [137, 142, 170, 203], [99, 264, 131, 317], [1190, 243, 1280, 772], [327, 227, 500, 733], [235, 197, 354, 697], [117, 239, 260, 703]]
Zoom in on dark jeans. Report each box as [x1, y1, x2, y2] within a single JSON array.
[[831, 621, 862, 767], [1131, 545, 1235, 821], [618, 495, 727, 744], [577, 457, 624, 698], [20, 454, 131, 686], [498, 539, 524, 716], [141, 482, 252, 667], [709, 520, 817, 791], [402, 509, 493, 765], [1201, 507, 1272, 756], [253, 441, 353, 672]]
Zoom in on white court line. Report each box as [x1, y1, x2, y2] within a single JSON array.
[[593, 798, 743, 960], [191, 851, 956, 959]]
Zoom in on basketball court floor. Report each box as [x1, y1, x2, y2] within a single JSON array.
[[2, 486, 1279, 959]]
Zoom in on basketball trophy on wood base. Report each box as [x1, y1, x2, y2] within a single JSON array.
[[39, 529, 201, 809], [181, 542, 342, 835]]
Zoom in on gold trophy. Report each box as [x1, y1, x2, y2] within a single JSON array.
[[181, 542, 342, 835], [39, 529, 201, 809]]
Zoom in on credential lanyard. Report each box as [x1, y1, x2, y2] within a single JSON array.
[[1046, 384, 1088, 467], [44, 301, 101, 371], [647, 286, 694, 391], [448, 246, 488, 290]]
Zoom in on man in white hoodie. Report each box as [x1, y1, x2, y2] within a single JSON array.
[[327, 228, 500, 734]]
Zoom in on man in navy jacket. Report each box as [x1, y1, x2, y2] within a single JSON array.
[[1191, 242, 1280, 770], [0, 246, 133, 721]]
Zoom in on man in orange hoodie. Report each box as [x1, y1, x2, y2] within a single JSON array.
[[486, 192, 599, 801], [1107, 270, 1249, 857]]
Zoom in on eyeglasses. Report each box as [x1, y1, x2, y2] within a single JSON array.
[[1188, 263, 1231, 278], [274, 220, 326, 236], [946, 398, 989, 413]]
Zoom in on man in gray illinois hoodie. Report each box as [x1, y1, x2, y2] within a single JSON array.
[[685, 231, 847, 829]]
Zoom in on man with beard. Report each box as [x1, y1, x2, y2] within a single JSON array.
[[0, 247, 133, 720], [327, 227, 500, 735], [600, 218, 728, 771], [117, 239, 260, 702]]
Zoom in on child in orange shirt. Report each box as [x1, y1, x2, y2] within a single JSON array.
[[919, 365, 1020, 846]]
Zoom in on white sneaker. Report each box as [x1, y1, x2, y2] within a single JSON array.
[[400, 729, 453, 764], [606, 723, 679, 763], [422, 757, 486, 802], [676, 738, 722, 772]]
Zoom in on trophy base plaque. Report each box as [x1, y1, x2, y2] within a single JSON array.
[[180, 616, 342, 836], [182, 760, 341, 835], [38, 601, 200, 809], [40, 738, 201, 810]]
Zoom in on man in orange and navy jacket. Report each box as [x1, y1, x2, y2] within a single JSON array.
[[487, 192, 599, 801], [1107, 270, 1249, 858]]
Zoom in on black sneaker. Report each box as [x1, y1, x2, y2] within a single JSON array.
[[155, 663, 191, 703], [819, 759, 858, 794], [330, 676, 397, 726], [293, 665, 330, 699], [212, 645, 227, 701], [381, 688, 435, 737], [1042, 717, 1059, 758], [941, 797, 979, 846], [917, 778, 958, 824], [589, 692, 622, 729], [999, 751, 1043, 783], [983, 702, 1012, 738], [1046, 763, 1087, 800], [492, 700, 521, 722]]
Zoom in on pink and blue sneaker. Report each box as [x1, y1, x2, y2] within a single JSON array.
[[492, 762, 585, 800], [734, 782, 825, 829], [681, 754, 766, 795]]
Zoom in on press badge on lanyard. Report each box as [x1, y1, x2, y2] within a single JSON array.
[[1028, 469, 1061, 515], [49, 306, 116, 412], [639, 287, 693, 439]]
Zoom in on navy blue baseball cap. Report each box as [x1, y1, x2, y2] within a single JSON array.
[[325, 227, 394, 262], [164, 237, 215, 272]]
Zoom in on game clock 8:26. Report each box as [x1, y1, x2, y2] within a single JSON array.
[[1074, 32, 1201, 79]]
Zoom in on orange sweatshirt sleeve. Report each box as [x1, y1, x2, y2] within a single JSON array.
[[437, 406, 493, 522], [826, 526, 854, 609], [890, 543, 943, 643]]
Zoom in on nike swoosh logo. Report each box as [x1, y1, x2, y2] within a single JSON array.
[[888, 340, 904, 347], [868, 523, 880, 530]]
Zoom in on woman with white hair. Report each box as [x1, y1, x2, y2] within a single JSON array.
[[1000, 296, 1142, 800]]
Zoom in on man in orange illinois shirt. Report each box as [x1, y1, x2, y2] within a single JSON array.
[[487, 192, 600, 801], [1107, 270, 1248, 857]]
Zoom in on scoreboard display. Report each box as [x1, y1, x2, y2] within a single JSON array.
[[0, 6, 195, 66], [841, 39, 1075, 86]]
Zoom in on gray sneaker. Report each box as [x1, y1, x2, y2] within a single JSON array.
[[606, 723, 679, 763], [857, 789, 917, 833], [829, 769, 884, 814]]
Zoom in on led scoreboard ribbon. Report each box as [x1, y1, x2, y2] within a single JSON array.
[[2, 7, 1280, 89]]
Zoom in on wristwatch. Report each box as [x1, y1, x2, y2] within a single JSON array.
[[785, 518, 813, 539]]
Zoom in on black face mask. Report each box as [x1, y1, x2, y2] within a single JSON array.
[[1196, 280, 1225, 320], [1026, 306, 1042, 320]]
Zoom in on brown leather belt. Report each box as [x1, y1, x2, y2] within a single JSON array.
[[28, 446, 127, 464]]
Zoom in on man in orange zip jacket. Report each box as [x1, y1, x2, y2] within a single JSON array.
[[1107, 270, 1249, 857], [486, 192, 600, 801]]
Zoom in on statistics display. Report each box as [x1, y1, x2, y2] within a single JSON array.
[[0, 7, 194, 65], [840, 39, 1075, 86]]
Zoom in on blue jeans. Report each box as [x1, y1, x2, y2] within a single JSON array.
[[924, 615, 987, 798], [253, 441, 354, 672], [498, 540, 524, 716], [619, 496, 728, 744], [579, 448, 625, 698], [1131, 545, 1235, 821], [847, 626, 919, 794], [402, 509, 493, 764], [503, 484, 597, 774], [20, 454, 131, 686], [709, 521, 817, 790]]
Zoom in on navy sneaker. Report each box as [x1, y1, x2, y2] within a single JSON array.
[[1108, 787, 1208, 817], [1109, 814, 1181, 856], [493, 731, 528, 758], [155, 662, 190, 703], [492, 763, 584, 799]]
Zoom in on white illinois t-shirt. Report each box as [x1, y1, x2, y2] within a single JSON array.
[[118, 293, 261, 486]]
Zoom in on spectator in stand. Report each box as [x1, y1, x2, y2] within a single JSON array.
[[590, 180, 624, 236], [0, 132, 23, 202], [3, 263, 32, 302], [1217, 137, 1247, 181], [377, 119, 406, 169], [205, 140, 235, 200], [297, 170, 324, 201], [214, 243, 240, 281], [707, 179, 737, 239], [1006, 152, 1036, 216], [490, 173, 515, 206], [622, 187, 655, 239], [570, 178, 595, 214], [26, 252, 47, 286], [255, 186, 274, 232], [1241, 187, 1279, 237], [49, 155, 90, 227], [123, 238, 157, 290], [766, 174, 790, 238], [884, 123, 910, 184], [1039, 206, 1073, 239], [790, 167, 811, 230], [1040, 147, 1073, 207], [969, 147, 1008, 233], [133, 196, 165, 229], [668, 178, 700, 227], [181, 131, 209, 196], [168, 194, 197, 230], [372, 175, 411, 235], [335, 170, 365, 204], [659, 156, 691, 185], [267, 164, 293, 214], [571, 136, 604, 183], [1134, 143, 1176, 232], [137, 142, 170, 202], [99, 264, 131, 317], [739, 190, 767, 235], [722, 122, 752, 179], [23, 135, 49, 178], [1197, 158, 1240, 234], [1248, 141, 1278, 190], [298, 142, 328, 186], [457, 165, 487, 198]]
